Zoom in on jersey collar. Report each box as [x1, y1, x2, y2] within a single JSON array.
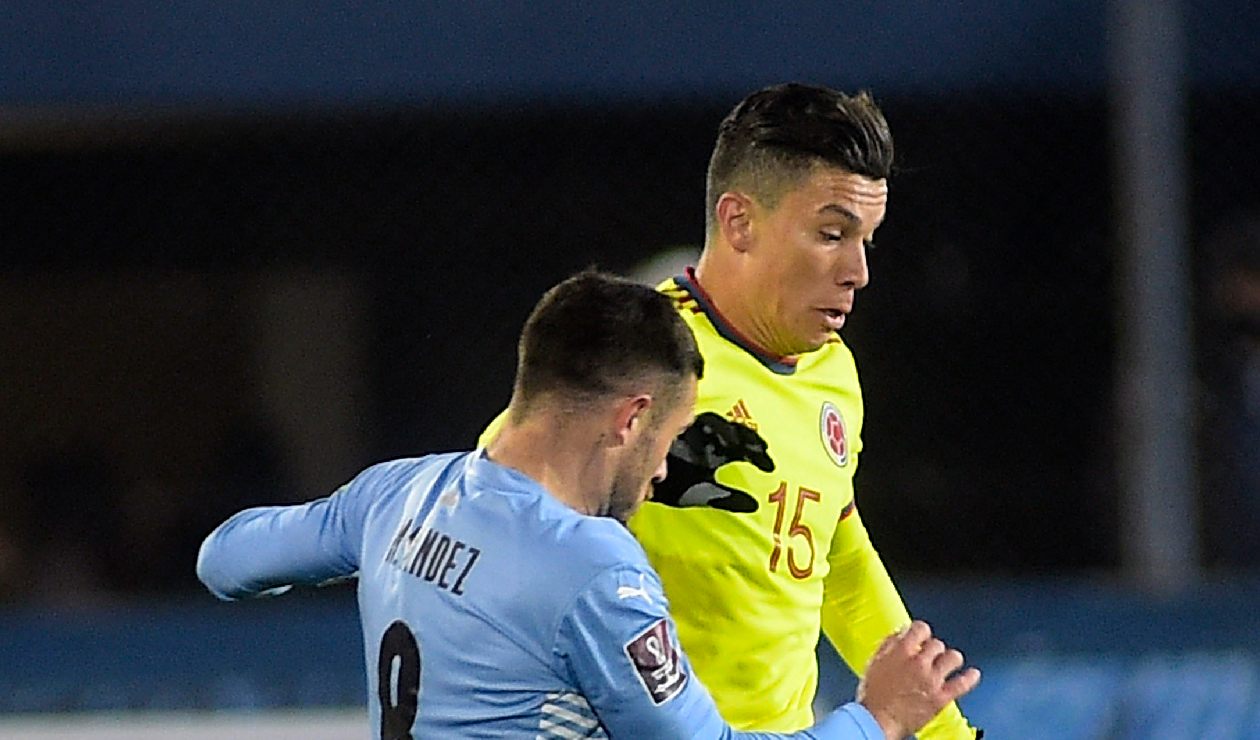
[[676, 267, 799, 376]]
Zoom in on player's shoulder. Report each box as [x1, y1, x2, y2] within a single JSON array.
[[356, 451, 465, 481], [656, 275, 702, 317], [655, 274, 684, 298], [493, 502, 657, 628], [817, 333, 858, 363], [538, 507, 650, 579], [793, 333, 859, 379], [347, 452, 469, 501], [658, 277, 727, 358], [547, 519, 667, 619]]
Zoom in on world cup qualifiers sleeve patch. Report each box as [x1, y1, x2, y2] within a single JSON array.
[[623, 618, 688, 705]]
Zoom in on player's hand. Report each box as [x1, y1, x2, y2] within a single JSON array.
[[650, 411, 774, 513], [856, 621, 981, 740]]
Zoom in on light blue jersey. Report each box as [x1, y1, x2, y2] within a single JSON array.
[[197, 450, 885, 739]]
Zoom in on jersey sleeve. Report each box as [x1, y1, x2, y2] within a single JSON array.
[[195, 464, 381, 601], [556, 565, 885, 740], [820, 508, 978, 740]]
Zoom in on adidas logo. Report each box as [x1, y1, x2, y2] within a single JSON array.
[[726, 399, 758, 430]]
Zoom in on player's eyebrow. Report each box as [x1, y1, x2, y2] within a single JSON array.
[[818, 204, 885, 230], [818, 204, 860, 224]]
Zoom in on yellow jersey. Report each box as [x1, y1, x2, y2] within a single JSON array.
[[626, 270, 975, 737]]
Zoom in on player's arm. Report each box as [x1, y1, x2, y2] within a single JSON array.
[[196, 465, 378, 601], [556, 565, 885, 740], [820, 506, 981, 739]]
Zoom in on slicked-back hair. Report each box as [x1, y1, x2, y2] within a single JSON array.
[[511, 270, 704, 419], [705, 83, 894, 233]]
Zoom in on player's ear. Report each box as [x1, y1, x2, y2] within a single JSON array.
[[609, 394, 653, 447], [716, 192, 754, 253]]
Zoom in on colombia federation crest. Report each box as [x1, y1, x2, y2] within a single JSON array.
[[819, 401, 848, 467]]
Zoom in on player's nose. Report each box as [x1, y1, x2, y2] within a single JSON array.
[[836, 240, 870, 289]]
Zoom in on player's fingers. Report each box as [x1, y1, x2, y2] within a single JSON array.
[[933, 648, 965, 677], [900, 620, 932, 651], [941, 667, 982, 701], [918, 637, 946, 664]]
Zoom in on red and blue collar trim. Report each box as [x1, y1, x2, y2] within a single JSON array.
[[676, 267, 799, 376]]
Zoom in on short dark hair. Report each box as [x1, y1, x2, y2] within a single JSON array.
[[705, 83, 894, 232], [511, 270, 704, 417]]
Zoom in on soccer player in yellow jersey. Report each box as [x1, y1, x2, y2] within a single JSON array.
[[482, 84, 981, 738], [629, 84, 982, 739]]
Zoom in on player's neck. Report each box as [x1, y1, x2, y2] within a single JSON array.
[[485, 414, 610, 517], [694, 251, 793, 360]]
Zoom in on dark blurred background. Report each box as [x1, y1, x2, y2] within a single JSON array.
[[2, 2, 1258, 736]]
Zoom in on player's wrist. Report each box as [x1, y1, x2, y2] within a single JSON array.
[[865, 708, 904, 740]]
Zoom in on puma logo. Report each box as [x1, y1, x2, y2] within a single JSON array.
[[616, 574, 653, 604]]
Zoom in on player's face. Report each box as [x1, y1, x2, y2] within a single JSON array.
[[747, 166, 887, 355], [607, 380, 697, 523]]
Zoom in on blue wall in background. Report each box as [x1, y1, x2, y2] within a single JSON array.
[[4, 578, 1259, 736], [2, 1, 1255, 109]]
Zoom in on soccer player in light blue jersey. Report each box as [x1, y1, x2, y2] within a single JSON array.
[[197, 271, 978, 739]]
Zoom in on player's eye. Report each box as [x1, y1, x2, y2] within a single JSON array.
[[821, 231, 843, 242]]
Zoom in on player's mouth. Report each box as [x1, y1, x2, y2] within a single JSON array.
[[818, 308, 847, 330]]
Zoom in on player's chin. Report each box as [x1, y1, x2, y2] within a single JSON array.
[[612, 494, 649, 523], [612, 506, 639, 525], [630, 490, 652, 515], [795, 329, 834, 353]]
